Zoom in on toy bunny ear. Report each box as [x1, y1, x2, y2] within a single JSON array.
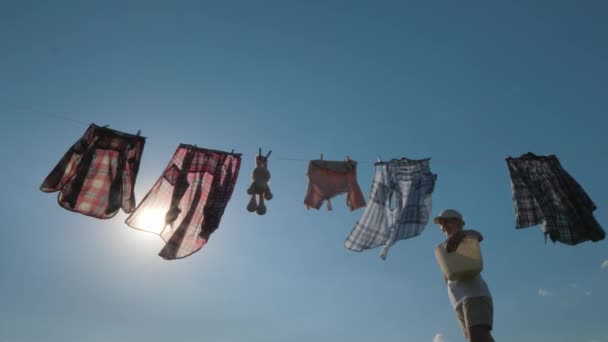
[[265, 150, 272, 159]]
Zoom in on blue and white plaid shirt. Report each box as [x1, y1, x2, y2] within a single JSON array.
[[345, 158, 437, 259]]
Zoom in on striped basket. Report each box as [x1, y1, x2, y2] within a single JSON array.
[[435, 236, 483, 281]]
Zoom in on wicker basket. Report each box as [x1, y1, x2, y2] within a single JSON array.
[[435, 236, 483, 281]]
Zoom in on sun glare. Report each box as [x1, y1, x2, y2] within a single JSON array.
[[136, 207, 167, 235]]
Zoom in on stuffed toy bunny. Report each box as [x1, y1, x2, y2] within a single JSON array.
[[247, 149, 273, 215]]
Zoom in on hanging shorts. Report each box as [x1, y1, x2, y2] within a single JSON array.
[[506, 153, 605, 245], [345, 158, 437, 259], [125, 144, 241, 260], [40, 124, 146, 219], [304, 159, 366, 211]]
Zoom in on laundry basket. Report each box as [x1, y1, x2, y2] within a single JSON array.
[[434, 236, 483, 281]]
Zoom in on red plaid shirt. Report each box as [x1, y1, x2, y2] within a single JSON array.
[[126, 144, 241, 259], [41, 124, 146, 218]]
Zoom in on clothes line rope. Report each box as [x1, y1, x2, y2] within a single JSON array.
[[3, 101, 564, 165], [5, 103, 388, 163]]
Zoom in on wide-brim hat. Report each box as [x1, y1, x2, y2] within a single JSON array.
[[433, 209, 465, 225]]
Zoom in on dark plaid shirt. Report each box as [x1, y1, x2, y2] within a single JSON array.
[[126, 144, 241, 260], [41, 124, 145, 218], [506, 153, 604, 245]]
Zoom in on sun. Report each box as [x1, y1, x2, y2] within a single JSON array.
[[135, 207, 167, 235]]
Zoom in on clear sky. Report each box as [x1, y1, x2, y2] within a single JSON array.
[[1, 1, 606, 341]]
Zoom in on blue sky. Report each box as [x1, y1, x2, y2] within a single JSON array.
[[1, 1, 607, 341]]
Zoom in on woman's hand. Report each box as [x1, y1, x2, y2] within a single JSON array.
[[445, 230, 466, 253], [445, 230, 483, 252], [465, 229, 483, 242]]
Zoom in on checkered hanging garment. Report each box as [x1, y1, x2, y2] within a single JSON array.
[[126, 144, 241, 260], [506, 152, 605, 245], [345, 158, 437, 259], [41, 124, 146, 218]]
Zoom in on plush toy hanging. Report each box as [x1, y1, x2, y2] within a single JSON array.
[[247, 148, 273, 215]]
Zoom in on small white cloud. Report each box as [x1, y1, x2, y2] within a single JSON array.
[[568, 283, 578, 288], [585, 291, 592, 296], [538, 288, 552, 296], [601, 260, 608, 269], [590, 339, 599, 342], [433, 333, 447, 342]]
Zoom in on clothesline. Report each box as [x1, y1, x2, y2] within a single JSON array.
[[3, 102, 398, 164], [3, 101, 582, 165]]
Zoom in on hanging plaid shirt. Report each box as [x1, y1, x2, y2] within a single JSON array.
[[41, 124, 146, 218], [345, 158, 437, 259], [506, 153, 605, 245], [126, 144, 241, 260]]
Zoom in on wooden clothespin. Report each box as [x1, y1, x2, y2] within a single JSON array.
[[320, 153, 323, 160], [136, 129, 141, 136], [377, 155, 383, 162], [345, 155, 351, 162]]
